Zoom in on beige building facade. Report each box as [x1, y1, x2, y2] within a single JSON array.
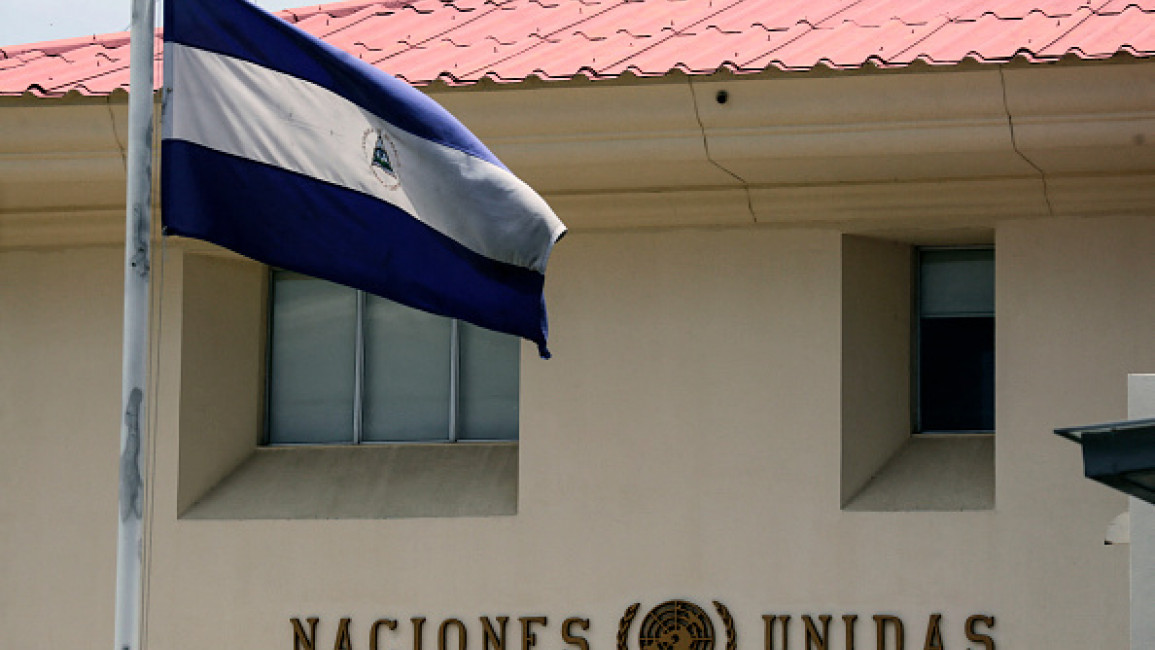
[[3, 56, 1155, 649]]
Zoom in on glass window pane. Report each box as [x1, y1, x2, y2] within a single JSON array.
[[362, 297, 451, 442], [919, 249, 994, 317], [458, 323, 520, 441], [918, 316, 995, 431], [267, 271, 357, 444]]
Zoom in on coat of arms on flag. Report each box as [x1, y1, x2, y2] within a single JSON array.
[[372, 132, 396, 176]]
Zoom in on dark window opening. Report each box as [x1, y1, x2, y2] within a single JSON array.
[[916, 248, 994, 433]]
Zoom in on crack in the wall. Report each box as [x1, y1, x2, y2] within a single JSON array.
[[687, 76, 757, 223], [999, 65, 1055, 217], [107, 94, 129, 171]]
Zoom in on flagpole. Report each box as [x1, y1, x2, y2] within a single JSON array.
[[116, 0, 157, 647]]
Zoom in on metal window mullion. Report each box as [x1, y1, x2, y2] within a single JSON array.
[[913, 249, 924, 434], [353, 290, 366, 444], [263, 269, 277, 445], [449, 319, 460, 442]]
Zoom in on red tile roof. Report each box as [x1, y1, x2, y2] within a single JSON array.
[[2, 0, 1154, 96]]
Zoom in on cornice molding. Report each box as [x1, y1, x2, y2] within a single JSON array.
[[9, 172, 1152, 249], [0, 208, 124, 250], [2, 60, 1152, 249]]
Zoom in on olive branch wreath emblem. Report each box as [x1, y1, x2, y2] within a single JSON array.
[[616, 602, 736, 650]]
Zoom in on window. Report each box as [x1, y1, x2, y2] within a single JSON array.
[[841, 237, 994, 511], [915, 247, 994, 433], [265, 270, 519, 445]]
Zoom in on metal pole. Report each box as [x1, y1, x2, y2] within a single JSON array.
[[115, 0, 156, 647]]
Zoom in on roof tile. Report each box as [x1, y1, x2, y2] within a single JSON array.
[[2, 0, 1154, 96], [1041, 4, 1155, 55]]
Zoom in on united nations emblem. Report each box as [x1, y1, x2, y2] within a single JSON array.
[[619, 601, 736, 650], [362, 127, 402, 191]]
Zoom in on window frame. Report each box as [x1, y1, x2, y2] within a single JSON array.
[[262, 270, 519, 446]]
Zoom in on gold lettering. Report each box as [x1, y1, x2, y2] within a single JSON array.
[[413, 618, 427, 650], [843, 615, 858, 650], [370, 619, 398, 650], [482, 617, 509, 650], [439, 619, 467, 650], [803, 615, 832, 650], [763, 615, 791, 650], [334, 618, 353, 650], [562, 618, 590, 650], [873, 615, 904, 650], [293, 618, 320, 650], [520, 616, 548, 650], [965, 615, 995, 650], [922, 615, 943, 650]]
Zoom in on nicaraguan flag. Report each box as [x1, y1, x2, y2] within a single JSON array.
[[161, 0, 566, 357]]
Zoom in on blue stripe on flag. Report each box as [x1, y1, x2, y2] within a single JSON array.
[[162, 140, 551, 353], [162, 0, 504, 169]]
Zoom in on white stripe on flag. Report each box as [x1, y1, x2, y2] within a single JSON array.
[[166, 43, 563, 272]]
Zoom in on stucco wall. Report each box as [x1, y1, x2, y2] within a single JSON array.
[[176, 252, 267, 515], [992, 216, 1155, 647], [0, 246, 123, 647], [3, 217, 1153, 649], [840, 236, 911, 505]]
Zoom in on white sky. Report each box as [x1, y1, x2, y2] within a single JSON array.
[[1, 0, 305, 48]]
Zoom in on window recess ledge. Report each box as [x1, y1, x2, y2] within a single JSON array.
[[180, 442, 517, 520], [843, 434, 994, 512]]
